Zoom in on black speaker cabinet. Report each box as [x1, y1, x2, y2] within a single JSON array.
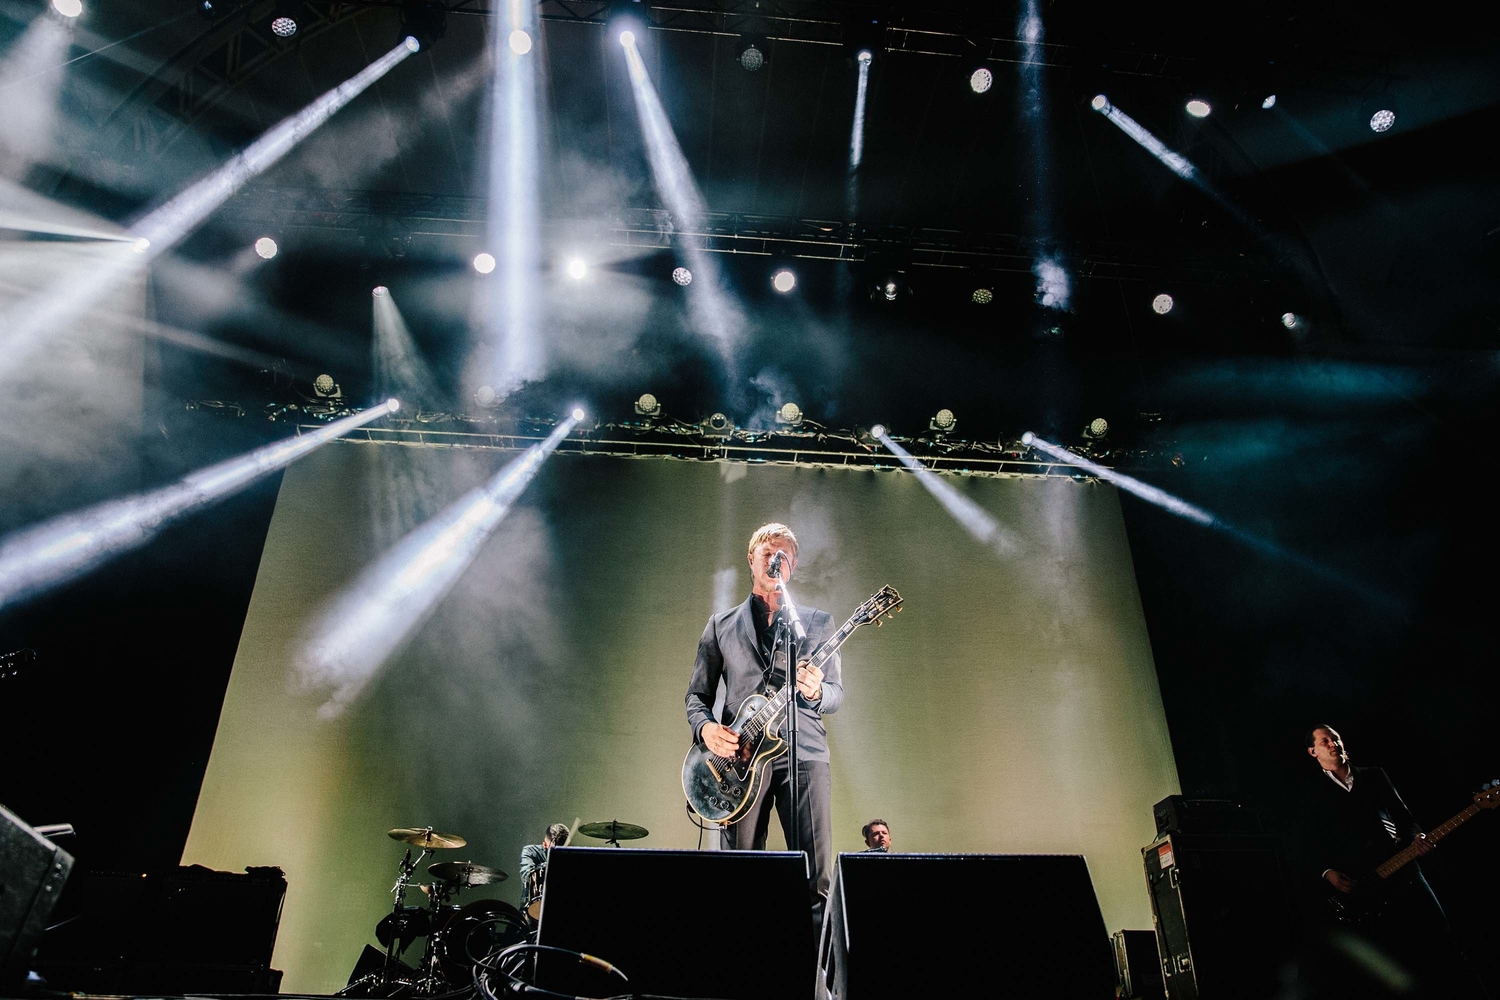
[[1143, 833, 1295, 1000], [1113, 929, 1166, 1000], [536, 847, 814, 1000], [824, 853, 1116, 999], [1, 803, 75, 990]]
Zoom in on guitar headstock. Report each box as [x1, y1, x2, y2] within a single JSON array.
[[1476, 781, 1500, 810], [849, 586, 903, 629]]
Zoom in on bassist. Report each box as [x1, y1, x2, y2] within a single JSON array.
[[685, 523, 843, 931]]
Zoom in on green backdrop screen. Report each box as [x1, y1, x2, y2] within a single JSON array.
[[183, 444, 1178, 992]]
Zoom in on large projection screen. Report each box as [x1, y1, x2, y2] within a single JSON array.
[[183, 444, 1178, 993]]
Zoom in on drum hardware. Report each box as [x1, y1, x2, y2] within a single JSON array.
[[388, 827, 468, 850], [575, 819, 649, 847], [427, 861, 507, 888]]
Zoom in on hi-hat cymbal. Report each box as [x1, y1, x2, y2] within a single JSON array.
[[428, 861, 508, 886], [576, 819, 649, 842], [388, 827, 468, 849]]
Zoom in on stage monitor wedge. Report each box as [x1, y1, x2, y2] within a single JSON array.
[[0, 803, 75, 992], [536, 847, 814, 999], [826, 853, 1116, 999]]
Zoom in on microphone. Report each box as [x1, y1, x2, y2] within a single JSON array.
[[768, 550, 785, 578]]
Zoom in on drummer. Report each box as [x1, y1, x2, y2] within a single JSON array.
[[518, 822, 569, 907]]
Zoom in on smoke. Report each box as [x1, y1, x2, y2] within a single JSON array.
[[1034, 256, 1071, 311], [0, 12, 73, 180]]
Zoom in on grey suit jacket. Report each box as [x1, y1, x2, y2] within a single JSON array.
[[684, 595, 844, 763]]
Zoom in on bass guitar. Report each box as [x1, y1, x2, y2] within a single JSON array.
[[1326, 780, 1499, 926], [682, 585, 903, 825]]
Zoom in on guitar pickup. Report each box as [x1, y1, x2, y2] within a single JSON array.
[[706, 758, 723, 782]]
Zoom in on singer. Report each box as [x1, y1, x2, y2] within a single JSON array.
[[684, 522, 844, 931]]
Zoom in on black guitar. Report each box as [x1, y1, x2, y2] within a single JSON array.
[[1326, 781, 1499, 926], [682, 586, 903, 825]]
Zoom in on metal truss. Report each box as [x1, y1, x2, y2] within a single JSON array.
[[225, 185, 1295, 285]]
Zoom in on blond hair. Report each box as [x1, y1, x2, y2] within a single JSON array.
[[747, 522, 798, 559]]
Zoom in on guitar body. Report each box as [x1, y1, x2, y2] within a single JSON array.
[[1325, 878, 1389, 928], [682, 692, 789, 825]]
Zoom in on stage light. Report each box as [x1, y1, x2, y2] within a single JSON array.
[[672, 266, 692, 285], [565, 257, 587, 280], [772, 269, 796, 293], [1262, 94, 1276, 109], [876, 433, 1016, 555], [972, 287, 994, 305], [870, 424, 886, 438], [199, 0, 218, 18], [703, 412, 733, 437], [736, 35, 765, 71], [1085, 417, 1109, 438], [776, 402, 804, 427], [373, 285, 389, 297], [132, 237, 150, 252], [476, 385, 497, 406], [857, 49, 872, 64], [634, 393, 660, 416], [405, 35, 420, 52], [509, 29, 532, 54], [619, 30, 635, 46], [254, 236, 278, 259], [1281, 312, 1300, 329], [387, 398, 400, 413], [1021, 431, 1035, 446], [0, 405, 394, 610], [969, 67, 992, 94], [313, 373, 338, 397], [52, 0, 81, 16], [473, 252, 496, 274], [1370, 109, 1395, 132], [1026, 434, 1214, 525], [1091, 94, 1108, 111], [271, 16, 297, 37], [882, 278, 899, 301], [1185, 99, 1211, 118], [571, 407, 585, 421], [930, 408, 957, 433], [1152, 293, 1174, 314]]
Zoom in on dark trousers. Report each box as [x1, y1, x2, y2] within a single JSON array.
[[721, 760, 833, 932], [1373, 871, 1489, 999]]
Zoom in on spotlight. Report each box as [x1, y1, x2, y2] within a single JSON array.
[[509, 29, 532, 55], [271, 16, 297, 37], [672, 266, 692, 286], [1085, 417, 1109, 439], [619, 29, 635, 46], [776, 402, 804, 427], [198, 0, 219, 18], [373, 285, 389, 297], [772, 269, 796, 293], [313, 374, 340, 398], [400, 0, 446, 49], [1090, 94, 1108, 111], [52, 0, 82, 16], [1152, 293, 1174, 315], [476, 385, 497, 406], [1369, 109, 1395, 132], [929, 408, 957, 433], [736, 35, 767, 71], [1262, 94, 1276, 109], [1021, 431, 1035, 446], [972, 287, 994, 305], [404, 35, 420, 52], [565, 258, 587, 280], [254, 236, 279, 259], [1281, 312, 1300, 329], [634, 393, 660, 416], [882, 278, 899, 301], [969, 67, 993, 94], [132, 237, 151, 252], [870, 424, 887, 438], [1185, 99, 1211, 118], [473, 252, 496, 274], [857, 49, 872, 64], [571, 407, 585, 421], [387, 398, 401, 413], [702, 412, 734, 438]]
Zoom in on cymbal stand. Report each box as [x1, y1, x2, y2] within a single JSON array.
[[415, 877, 457, 994], [339, 848, 428, 997]]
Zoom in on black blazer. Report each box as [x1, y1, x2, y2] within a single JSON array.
[[684, 595, 844, 763], [1300, 766, 1422, 881]]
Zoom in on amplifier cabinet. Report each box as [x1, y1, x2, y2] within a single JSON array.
[[1143, 833, 1295, 1000]]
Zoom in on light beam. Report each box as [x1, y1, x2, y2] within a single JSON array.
[[874, 429, 1017, 556], [0, 402, 399, 610], [0, 37, 419, 377], [296, 412, 581, 717]]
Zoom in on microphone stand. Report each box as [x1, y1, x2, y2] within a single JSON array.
[[773, 571, 808, 857]]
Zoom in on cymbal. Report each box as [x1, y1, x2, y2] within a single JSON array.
[[388, 827, 467, 849], [577, 819, 649, 842], [428, 861, 508, 886]]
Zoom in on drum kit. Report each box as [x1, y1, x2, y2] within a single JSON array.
[[342, 820, 650, 996]]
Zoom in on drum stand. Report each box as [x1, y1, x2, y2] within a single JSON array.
[[339, 848, 429, 997]]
